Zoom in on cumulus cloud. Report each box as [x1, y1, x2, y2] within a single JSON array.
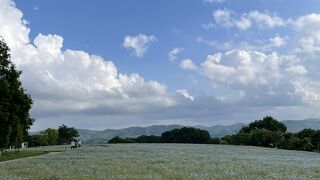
[[123, 34, 157, 58], [269, 36, 286, 48], [200, 50, 283, 86], [0, 0, 30, 50], [179, 49, 313, 108], [212, 9, 285, 30], [180, 59, 198, 70], [292, 80, 320, 103], [292, 13, 320, 55], [0, 0, 174, 127], [3, 0, 320, 130], [177, 89, 194, 101], [168, 48, 183, 62]]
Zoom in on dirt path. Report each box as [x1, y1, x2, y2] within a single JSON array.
[[0, 151, 62, 164]]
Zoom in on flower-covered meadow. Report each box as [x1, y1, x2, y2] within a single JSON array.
[[0, 144, 319, 179]]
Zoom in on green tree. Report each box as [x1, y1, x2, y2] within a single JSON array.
[[296, 128, 316, 139], [240, 116, 287, 134], [160, 127, 211, 144], [28, 134, 49, 147], [311, 130, 320, 151], [44, 128, 59, 145], [248, 129, 284, 147], [211, 137, 221, 144], [57, 124, 79, 144], [108, 136, 136, 143], [136, 135, 161, 143], [0, 38, 34, 150]]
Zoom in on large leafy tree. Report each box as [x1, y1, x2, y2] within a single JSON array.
[[160, 127, 211, 144], [58, 124, 79, 144], [239, 116, 287, 134], [0, 39, 34, 150], [43, 128, 59, 145]]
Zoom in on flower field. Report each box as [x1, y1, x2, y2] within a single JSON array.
[[0, 144, 319, 179]]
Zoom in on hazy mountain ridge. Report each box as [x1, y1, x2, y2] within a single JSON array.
[[282, 118, 320, 132], [57, 119, 320, 143], [77, 123, 248, 143]]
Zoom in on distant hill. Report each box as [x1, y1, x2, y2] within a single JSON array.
[[32, 118, 319, 144], [196, 123, 245, 137], [283, 118, 320, 132], [77, 124, 247, 144], [77, 124, 183, 143]]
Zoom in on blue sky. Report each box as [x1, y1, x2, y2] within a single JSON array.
[[2, 0, 320, 130], [14, 0, 320, 92]]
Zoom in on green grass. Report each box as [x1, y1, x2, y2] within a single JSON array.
[[0, 145, 66, 162], [0, 144, 320, 179], [0, 150, 49, 162]]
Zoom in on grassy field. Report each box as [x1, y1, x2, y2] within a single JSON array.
[[0, 144, 319, 179], [0, 150, 48, 162], [0, 146, 65, 162]]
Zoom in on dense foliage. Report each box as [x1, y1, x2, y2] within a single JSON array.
[[0, 39, 34, 150], [27, 125, 78, 146], [108, 116, 320, 152], [239, 116, 287, 134], [108, 127, 212, 144], [57, 124, 79, 145], [160, 127, 211, 144], [220, 116, 320, 152], [108, 135, 161, 144]]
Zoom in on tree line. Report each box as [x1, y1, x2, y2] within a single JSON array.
[[109, 116, 320, 152], [108, 127, 213, 144], [26, 124, 79, 147], [220, 116, 320, 152]]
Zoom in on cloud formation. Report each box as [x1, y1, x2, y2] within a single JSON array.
[[168, 48, 183, 62], [2, 0, 320, 130], [180, 59, 198, 70], [123, 34, 157, 58], [0, 0, 174, 129], [212, 9, 285, 30], [177, 89, 194, 101]]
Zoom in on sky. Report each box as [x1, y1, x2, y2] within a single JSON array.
[[1, 0, 320, 131]]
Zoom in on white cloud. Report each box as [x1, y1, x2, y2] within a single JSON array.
[[292, 80, 320, 103], [0, 0, 30, 50], [213, 9, 234, 28], [0, 0, 174, 122], [123, 34, 157, 58], [285, 65, 307, 75], [180, 59, 198, 70], [212, 9, 285, 30], [177, 89, 194, 101], [200, 50, 283, 86], [293, 14, 320, 54], [3, 0, 320, 129], [247, 11, 285, 28], [168, 48, 183, 62], [198, 35, 286, 53], [269, 36, 286, 48], [179, 49, 314, 108]]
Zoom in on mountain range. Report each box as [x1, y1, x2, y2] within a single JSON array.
[[77, 118, 320, 144]]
